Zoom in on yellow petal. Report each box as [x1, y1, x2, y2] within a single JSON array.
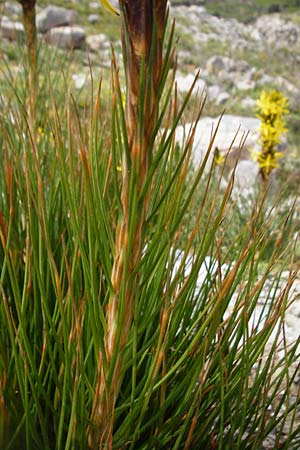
[[99, 0, 119, 15]]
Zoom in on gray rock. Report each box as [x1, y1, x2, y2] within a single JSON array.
[[206, 55, 227, 75], [173, 5, 258, 57], [247, 67, 260, 81], [229, 60, 250, 73], [257, 73, 274, 86], [0, 16, 24, 41], [216, 91, 230, 105], [86, 33, 110, 52], [207, 85, 222, 101], [249, 28, 261, 41], [273, 76, 299, 95], [233, 160, 259, 191], [47, 26, 86, 50], [175, 72, 206, 93], [234, 79, 255, 91], [254, 15, 299, 47], [37, 6, 77, 33], [217, 70, 235, 88], [240, 97, 256, 110], [89, 2, 99, 9], [4, 2, 22, 17], [177, 49, 194, 64], [88, 14, 100, 24], [206, 57, 256, 94]]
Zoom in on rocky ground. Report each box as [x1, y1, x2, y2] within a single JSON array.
[[1, 1, 299, 167], [173, 4, 300, 106]]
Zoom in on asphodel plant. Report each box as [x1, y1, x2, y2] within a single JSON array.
[[2, 0, 300, 448], [18, 0, 38, 129], [88, 1, 169, 448]]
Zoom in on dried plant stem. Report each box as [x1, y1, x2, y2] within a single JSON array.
[[88, 1, 168, 448], [19, 0, 38, 130]]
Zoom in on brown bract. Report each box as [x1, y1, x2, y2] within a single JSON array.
[[120, 0, 168, 162], [18, 0, 36, 7], [18, 0, 38, 130]]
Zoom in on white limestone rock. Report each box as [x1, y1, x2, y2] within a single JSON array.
[[175, 114, 260, 168]]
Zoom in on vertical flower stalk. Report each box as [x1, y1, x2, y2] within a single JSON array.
[[88, 1, 168, 448], [253, 89, 289, 182], [18, 0, 38, 130]]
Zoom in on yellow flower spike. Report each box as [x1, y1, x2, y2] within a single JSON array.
[[98, 0, 119, 15], [255, 89, 289, 180]]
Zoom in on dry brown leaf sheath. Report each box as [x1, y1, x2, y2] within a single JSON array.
[[18, 0, 38, 128]]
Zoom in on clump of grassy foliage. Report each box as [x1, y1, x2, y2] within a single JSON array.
[[0, 1, 300, 449]]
